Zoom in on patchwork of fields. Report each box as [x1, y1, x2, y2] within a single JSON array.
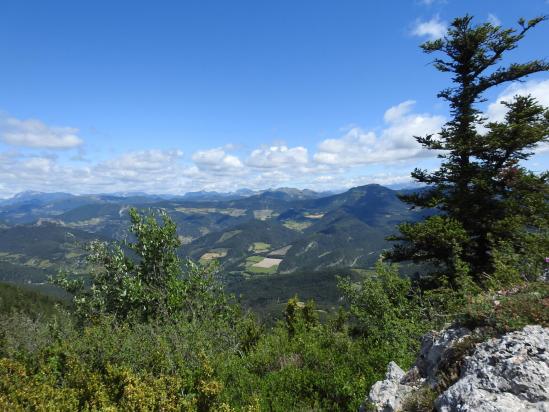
[[0, 185, 422, 301]]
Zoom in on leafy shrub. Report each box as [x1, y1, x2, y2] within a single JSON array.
[[338, 260, 428, 367], [53, 209, 234, 324]]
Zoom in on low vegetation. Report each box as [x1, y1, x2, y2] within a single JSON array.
[[1, 206, 546, 410], [0, 209, 424, 411]]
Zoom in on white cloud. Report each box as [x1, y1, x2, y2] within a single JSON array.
[[4, 79, 546, 198], [411, 16, 447, 40], [314, 101, 445, 166], [307, 172, 416, 192], [0, 115, 83, 149], [252, 169, 292, 184], [99, 149, 184, 181], [107, 149, 183, 171], [0, 149, 198, 198], [192, 147, 244, 174], [247, 145, 308, 168], [487, 13, 501, 26], [341, 173, 415, 189], [383, 100, 416, 123]]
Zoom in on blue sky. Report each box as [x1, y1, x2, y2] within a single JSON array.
[[0, 0, 548, 197]]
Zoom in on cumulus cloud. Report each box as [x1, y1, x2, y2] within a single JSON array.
[[383, 100, 416, 123], [4, 79, 546, 198], [308, 172, 415, 191], [246, 145, 308, 168], [341, 173, 415, 189], [0, 153, 71, 197], [0, 149, 195, 198], [411, 16, 447, 40], [0, 115, 83, 149], [106, 149, 182, 170], [99, 149, 185, 181], [314, 100, 445, 166], [192, 147, 244, 174]]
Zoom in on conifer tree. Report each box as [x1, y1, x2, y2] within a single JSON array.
[[387, 16, 549, 286]]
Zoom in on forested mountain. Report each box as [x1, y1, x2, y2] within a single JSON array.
[[0, 184, 424, 308]]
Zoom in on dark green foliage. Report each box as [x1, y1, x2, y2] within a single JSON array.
[[389, 216, 471, 284], [0, 227, 426, 411], [0, 222, 97, 259], [227, 268, 358, 320], [0, 259, 424, 411], [388, 15, 549, 286], [0, 283, 62, 318], [338, 261, 428, 367], [1, 195, 546, 409], [0, 307, 377, 411], [0, 261, 50, 284], [283, 296, 318, 337], [1, 184, 418, 297]]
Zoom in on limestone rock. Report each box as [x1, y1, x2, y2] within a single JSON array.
[[365, 325, 549, 412], [436, 325, 549, 412], [415, 326, 472, 386], [363, 362, 414, 412]]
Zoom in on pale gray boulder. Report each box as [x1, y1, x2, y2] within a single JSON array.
[[415, 326, 472, 386], [365, 325, 549, 412], [363, 362, 414, 412], [436, 325, 549, 412]]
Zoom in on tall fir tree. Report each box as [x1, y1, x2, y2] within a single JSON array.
[[387, 15, 549, 287]]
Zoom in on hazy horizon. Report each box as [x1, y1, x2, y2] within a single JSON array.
[[1, 180, 427, 200]]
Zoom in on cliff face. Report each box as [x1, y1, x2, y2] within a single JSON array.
[[363, 325, 549, 412]]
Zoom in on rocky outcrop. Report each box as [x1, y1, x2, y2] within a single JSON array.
[[436, 325, 549, 411], [414, 326, 472, 387], [364, 362, 414, 412], [364, 325, 549, 412]]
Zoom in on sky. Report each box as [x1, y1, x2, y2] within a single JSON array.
[[0, 0, 548, 197]]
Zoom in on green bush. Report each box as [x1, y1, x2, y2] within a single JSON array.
[[338, 260, 428, 368], [53, 209, 234, 324]]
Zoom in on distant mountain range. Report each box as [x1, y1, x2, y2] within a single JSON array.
[[0, 184, 428, 312]]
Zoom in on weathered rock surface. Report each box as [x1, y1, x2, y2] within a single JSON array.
[[436, 325, 549, 412], [364, 325, 549, 412], [363, 362, 414, 412], [415, 326, 472, 386]]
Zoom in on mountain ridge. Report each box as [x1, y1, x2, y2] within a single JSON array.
[[0, 184, 426, 307]]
